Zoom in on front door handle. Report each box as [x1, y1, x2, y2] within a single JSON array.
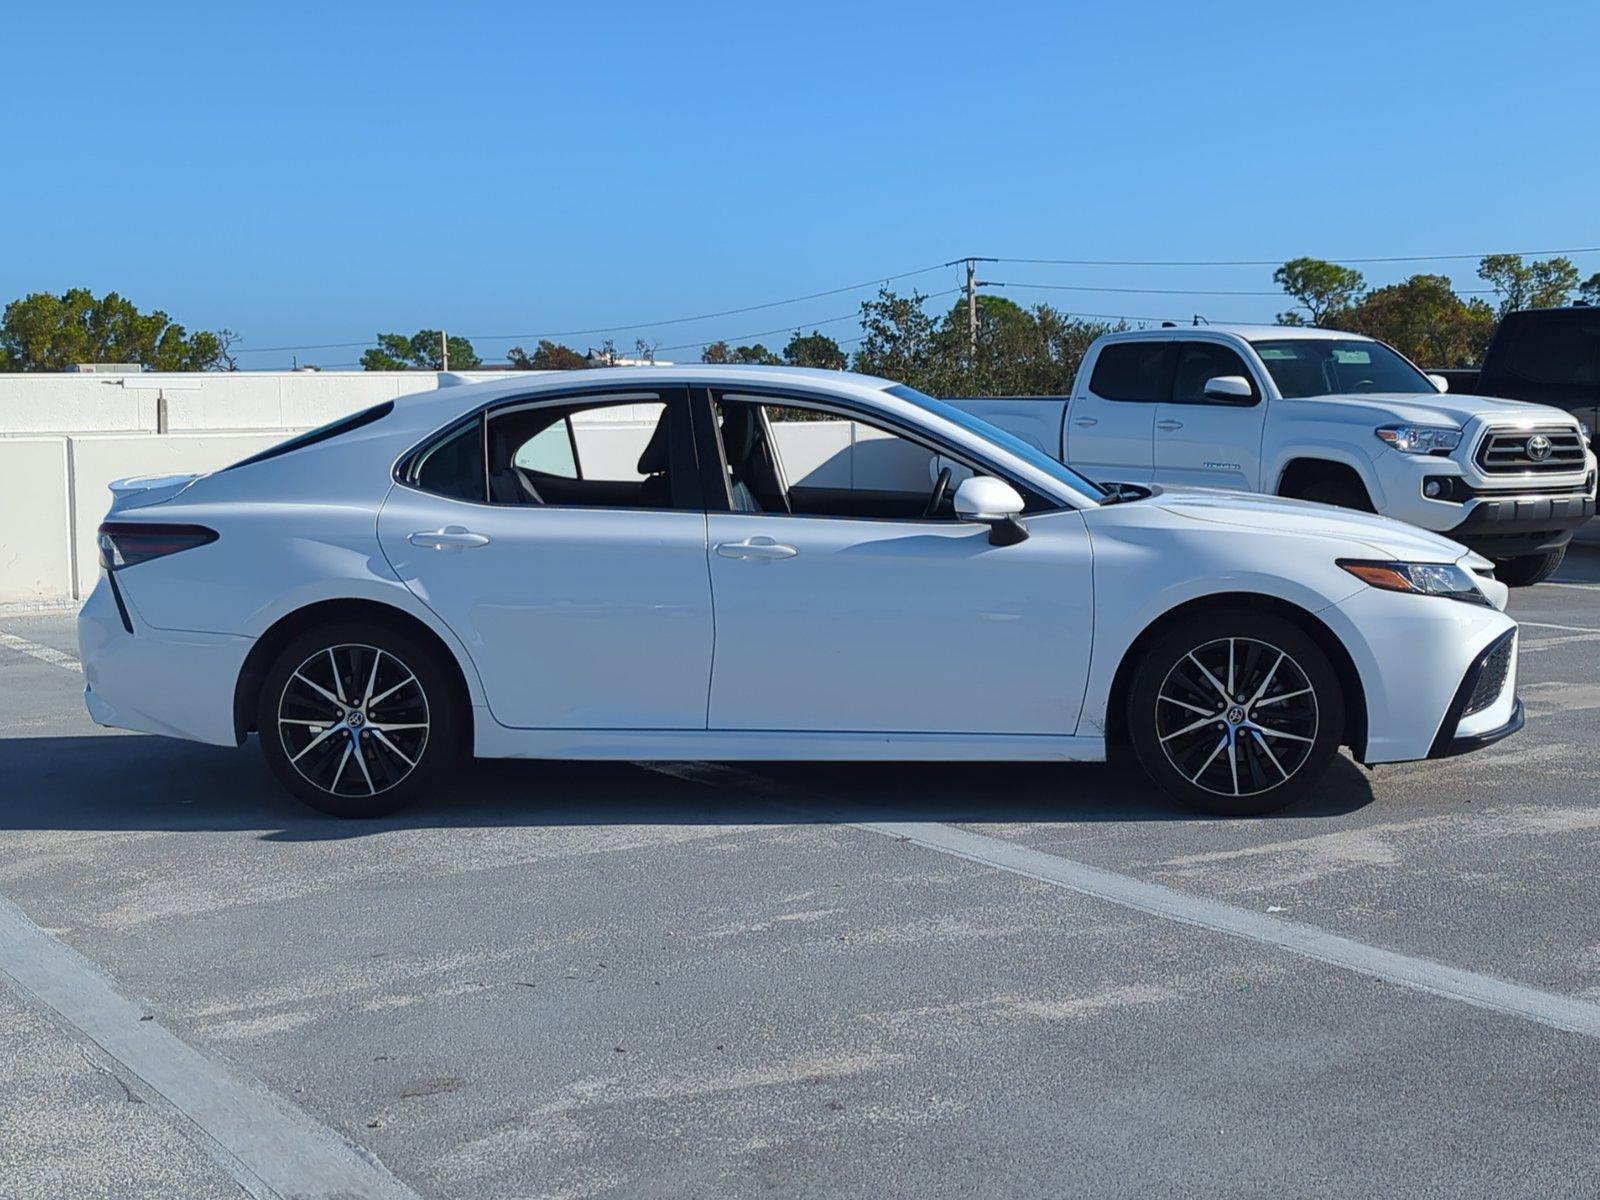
[[1073, 417, 1099, 428], [1156, 419, 1184, 432], [715, 537, 797, 561], [409, 526, 491, 551]]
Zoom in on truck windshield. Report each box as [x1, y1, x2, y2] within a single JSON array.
[[884, 384, 1108, 501], [1250, 338, 1434, 398]]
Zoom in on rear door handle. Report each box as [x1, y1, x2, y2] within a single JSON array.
[[715, 537, 797, 561], [409, 526, 491, 551], [1156, 419, 1184, 432], [1073, 417, 1099, 428]]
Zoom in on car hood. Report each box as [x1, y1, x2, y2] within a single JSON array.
[[1298, 391, 1578, 428], [1147, 487, 1471, 561]]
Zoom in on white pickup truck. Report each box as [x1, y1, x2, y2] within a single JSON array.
[[949, 324, 1597, 585]]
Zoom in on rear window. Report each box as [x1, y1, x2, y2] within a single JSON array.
[[225, 401, 395, 471], [1497, 315, 1600, 386], [1088, 342, 1170, 402], [412, 416, 487, 501]]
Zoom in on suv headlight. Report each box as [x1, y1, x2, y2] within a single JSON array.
[[1375, 424, 1462, 454], [1338, 559, 1490, 606]]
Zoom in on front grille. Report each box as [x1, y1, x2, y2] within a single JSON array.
[[1464, 637, 1513, 716], [1476, 427, 1587, 474]]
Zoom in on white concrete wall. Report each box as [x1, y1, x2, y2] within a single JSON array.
[[0, 371, 535, 437], [0, 439, 73, 603]]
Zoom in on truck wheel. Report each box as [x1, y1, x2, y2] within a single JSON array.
[[1127, 609, 1344, 817], [1492, 547, 1566, 587], [1294, 478, 1375, 513]]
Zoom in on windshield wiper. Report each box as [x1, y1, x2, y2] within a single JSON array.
[[1097, 482, 1146, 505]]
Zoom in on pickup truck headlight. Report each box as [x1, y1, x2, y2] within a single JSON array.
[[1374, 424, 1462, 454], [1338, 559, 1490, 606]]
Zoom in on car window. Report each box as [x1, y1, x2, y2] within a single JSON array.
[[412, 416, 485, 502], [712, 394, 1017, 520], [1088, 342, 1171, 402], [1171, 342, 1258, 403], [1250, 338, 1434, 397], [479, 391, 696, 509], [513, 420, 579, 478], [1498, 316, 1600, 386]]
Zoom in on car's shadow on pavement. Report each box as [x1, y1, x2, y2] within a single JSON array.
[[0, 732, 1377, 839]]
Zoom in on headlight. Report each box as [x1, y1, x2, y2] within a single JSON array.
[[1338, 559, 1490, 606], [1374, 424, 1462, 454]]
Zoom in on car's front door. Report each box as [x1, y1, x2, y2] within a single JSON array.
[[1063, 339, 1172, 485], [377, 386, 715, 729], [1152, 339, 1268, 491], [697, 389, 1094, 736]]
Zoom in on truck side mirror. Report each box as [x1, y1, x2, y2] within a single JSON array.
[[1427, 373, 1449, 393], [1202, 375, 1254, 403]]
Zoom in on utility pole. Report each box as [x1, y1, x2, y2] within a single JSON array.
[[440, 330, 449, 373], [947, 257, 998, 363]]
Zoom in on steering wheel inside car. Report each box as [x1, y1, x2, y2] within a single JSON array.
[[924, 466, 952, 518]]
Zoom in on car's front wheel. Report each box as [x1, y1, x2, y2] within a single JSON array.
[[1127, 610, 1344, 816], [257, 621, 464, 817]]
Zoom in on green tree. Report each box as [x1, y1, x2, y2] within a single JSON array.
[[1580, 272, 1600, 306], [0, 288, 227, 371], [782, 329, 847, 370], [851, 288, 945, 390], [1477, 254, 1580, 315], [1273, 258, 1366, 326], [701, 340, 780, 365], [361, 330, 481, 371], [507, 339, 587, 369], [1330, 274, 1497, 367]]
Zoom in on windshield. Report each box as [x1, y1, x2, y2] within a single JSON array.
[[1250, 338, 1434, 398], [884, 384, 1108, 501]]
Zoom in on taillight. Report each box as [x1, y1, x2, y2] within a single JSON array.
[[96, 522, 218, 571]]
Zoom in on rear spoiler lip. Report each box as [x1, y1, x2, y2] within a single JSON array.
[[108, 472, 204, 498]]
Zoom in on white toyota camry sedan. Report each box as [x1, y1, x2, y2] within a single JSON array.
[[79, 367, 1522, 818]]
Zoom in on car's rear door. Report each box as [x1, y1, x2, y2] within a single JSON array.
[[1064, 339, 1172, 484], [696, 387, 1094, 736], [377, 386, 715, 729], [1152, 338, 1268, 491]]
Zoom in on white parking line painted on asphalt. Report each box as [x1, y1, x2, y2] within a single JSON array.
[[1540, 580, 1600, 592], [644, 763, 1600, 1041], [0, 629, 80, 671], [0, 894, 423, 1200], [1518, 620, 1600, 633], [848, 819, 1600, 1041]]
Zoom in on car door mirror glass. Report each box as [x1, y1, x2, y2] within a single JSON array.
[[1202, 375, 1254, 403]]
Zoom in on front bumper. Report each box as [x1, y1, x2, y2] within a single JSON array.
[[1427, 628, 1522, 758], [1446, 492, 1595, 558]]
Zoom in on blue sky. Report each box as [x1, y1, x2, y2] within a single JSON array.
[[4, 1, 1597, 368]]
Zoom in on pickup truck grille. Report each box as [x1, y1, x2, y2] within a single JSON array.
[[1475, 427, 1586, 474]]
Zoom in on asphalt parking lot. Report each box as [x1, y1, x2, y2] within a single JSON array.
[[3, 552, 1600, 1199]]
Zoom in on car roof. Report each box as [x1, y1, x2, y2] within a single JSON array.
[[391, 365, 899, 427], [1101, 324, 1371, 342]]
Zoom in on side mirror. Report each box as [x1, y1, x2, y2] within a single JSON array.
[[954, 477, 1028, 545], [1427, 373, 1450, 393], [1202, 375, 1254, 403]]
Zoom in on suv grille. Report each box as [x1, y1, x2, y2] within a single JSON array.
[[1476, 427, 1586, 474], [1464, 637, 1513, 716]]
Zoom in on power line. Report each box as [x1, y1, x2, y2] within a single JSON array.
[[989, 280, 1497, 298], [992, 245, 1600, 267], [651, 288, 964, 355]]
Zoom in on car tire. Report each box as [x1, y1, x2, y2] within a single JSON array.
[[257, 620, 465, 818], [1293, 477, 1375, 513], [1127, 609, 1345, 817], [1491, 546, 1565, 588]]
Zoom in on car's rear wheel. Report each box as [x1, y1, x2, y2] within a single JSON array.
[[257, 621, 464, 817], [1127, 609, 1344, 816], [1491, 546, 1565, 587]]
